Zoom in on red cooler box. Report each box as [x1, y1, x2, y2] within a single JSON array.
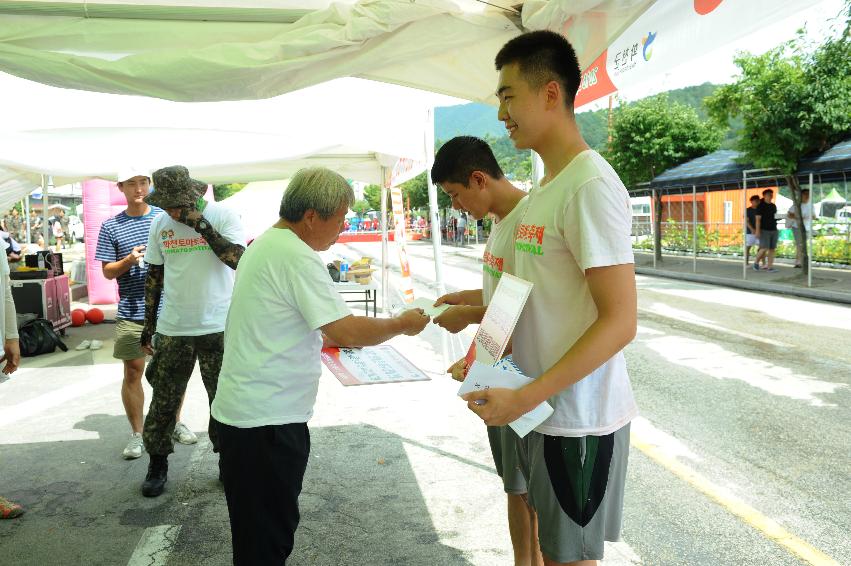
[[11, 274, 72, 332]]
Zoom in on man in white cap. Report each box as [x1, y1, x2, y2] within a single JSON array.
[[95, 167, 197, 461]]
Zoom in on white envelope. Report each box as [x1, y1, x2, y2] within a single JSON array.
[[457, 360, 553, 438], [407, 297, 451, 317]]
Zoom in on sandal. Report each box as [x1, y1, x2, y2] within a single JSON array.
[[0, 496, 24, 519]]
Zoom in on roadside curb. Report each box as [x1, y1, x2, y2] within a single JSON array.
[[635, 267, 851, 305]]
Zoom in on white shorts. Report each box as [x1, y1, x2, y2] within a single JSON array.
[[746, 234, 759, 247]]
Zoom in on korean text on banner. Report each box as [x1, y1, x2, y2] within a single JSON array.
[[321, 345, 429, 386]]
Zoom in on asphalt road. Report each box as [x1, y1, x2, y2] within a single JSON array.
[[0, 239, 847, 566]]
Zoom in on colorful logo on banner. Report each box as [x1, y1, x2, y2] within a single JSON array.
[[612, 31, 657, 75], [642, 31, 657, 61], [694, 0, 724, 15]]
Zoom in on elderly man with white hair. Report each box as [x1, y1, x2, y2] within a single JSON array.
[[212, 167, 430, 565]]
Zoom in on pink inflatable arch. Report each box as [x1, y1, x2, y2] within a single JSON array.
[[83, 181, 215, 305]]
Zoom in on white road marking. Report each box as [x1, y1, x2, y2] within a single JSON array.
[[127, 524, 182, 566], [641, 335, 845, 406], [0, 370, 121, 428], [639, 304, 790, 348]]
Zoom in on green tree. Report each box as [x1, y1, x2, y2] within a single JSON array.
[[399, 172, 450, 210], [706, 8, 851, 275], [609, 93, 723, 260], [351, 199, 369, 217], [363, 184, 384, 211], [213, 183, 246, 202]]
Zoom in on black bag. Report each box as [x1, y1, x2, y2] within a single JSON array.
[[18, 318, 68, 357], [327, 262, 341, 282]]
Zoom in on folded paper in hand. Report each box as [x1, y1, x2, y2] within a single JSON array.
[[457, 358, 552, 438], [407, 297, 451, 317]]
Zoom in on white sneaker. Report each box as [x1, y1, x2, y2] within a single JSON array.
[[122, 432, 144, 460], [173, 422, 198, 445]]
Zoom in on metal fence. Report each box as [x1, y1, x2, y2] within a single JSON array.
[[631, 218, 851, 265]]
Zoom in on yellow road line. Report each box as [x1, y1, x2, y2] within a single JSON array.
[[631, 433, 840, 566]]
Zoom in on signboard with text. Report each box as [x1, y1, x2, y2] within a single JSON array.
[[321, 345, 429, 386]]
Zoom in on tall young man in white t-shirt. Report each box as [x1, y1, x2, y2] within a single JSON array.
[[139, 165, 246, 498], [429, 136, 542, 566], [461, 31, 638, 566]]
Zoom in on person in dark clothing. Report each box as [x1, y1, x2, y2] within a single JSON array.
[[754, 189, 779, 272], [745, 195, 763, 268]]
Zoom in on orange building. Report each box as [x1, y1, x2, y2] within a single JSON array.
[[659, 187, 772, 245]]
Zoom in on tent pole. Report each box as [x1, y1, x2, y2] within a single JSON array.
[[25, 196, 31, 244], [380, 167, 389, 314], [424, 108, 449, 366], [43, 175, 51, 246]]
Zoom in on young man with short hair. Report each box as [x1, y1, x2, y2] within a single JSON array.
[[745, 194, 762, 267], [461, 31, 638, 566], [431, 136, 541, 565], [754, 189, 779, 272], [96, 169, 197, 460]]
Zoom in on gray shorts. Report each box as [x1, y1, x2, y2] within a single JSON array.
[[517, 423, 630, 563], [487, 425, 527, 494], [759, 230, 779, 250]]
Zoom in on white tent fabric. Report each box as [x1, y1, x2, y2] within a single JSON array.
[[0, 76, 460, 210], [0, 0, 654, 103], [220, 180, 289, 240]]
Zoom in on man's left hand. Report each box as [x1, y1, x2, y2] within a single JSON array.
[[166, 207, 203, 229], [461, 387, 529, 426]]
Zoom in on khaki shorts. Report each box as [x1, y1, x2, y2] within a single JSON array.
[[113, 319, 146, 360]]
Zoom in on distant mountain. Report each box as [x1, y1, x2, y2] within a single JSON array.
[[434, 104, 502, 140], [435, 83, 726, 151]]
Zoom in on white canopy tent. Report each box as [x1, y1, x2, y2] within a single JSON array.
[[0, 0, 654, 104]]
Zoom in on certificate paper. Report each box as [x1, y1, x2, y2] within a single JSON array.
[[322, 345, 429, 386], [466, 274, 533, 368], [457, 359, 553, 438]]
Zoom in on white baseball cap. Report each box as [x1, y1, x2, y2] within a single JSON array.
[[116, 167, 151, 183]]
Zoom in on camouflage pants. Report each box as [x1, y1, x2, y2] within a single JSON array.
[[142, 332, 224, 456]]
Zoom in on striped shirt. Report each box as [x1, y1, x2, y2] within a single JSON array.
[[95, 207, 163, 321]]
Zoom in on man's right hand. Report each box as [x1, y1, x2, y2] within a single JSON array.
[[434, 291, 466, 306], [395, 308, 430, 336], [433, 305, 473, 333], [127, 245, 146, 265]]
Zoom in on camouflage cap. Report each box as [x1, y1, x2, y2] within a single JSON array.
[[145, 165, 208, 208]]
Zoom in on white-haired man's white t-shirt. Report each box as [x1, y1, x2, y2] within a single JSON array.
[[212, 227, 351, 428], [512, 150, 638, 437]]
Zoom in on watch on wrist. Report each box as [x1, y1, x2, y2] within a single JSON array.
[[196, 218, 210, 232]]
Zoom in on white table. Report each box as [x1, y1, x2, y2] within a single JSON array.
[[334, 281, 378, 317]]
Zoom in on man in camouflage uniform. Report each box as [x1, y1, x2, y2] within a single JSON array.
[[6, 209, 22, 243], [139, 165, 245, 497]]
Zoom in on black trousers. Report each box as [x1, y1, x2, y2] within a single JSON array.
[[216, 419, 311, 566]]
